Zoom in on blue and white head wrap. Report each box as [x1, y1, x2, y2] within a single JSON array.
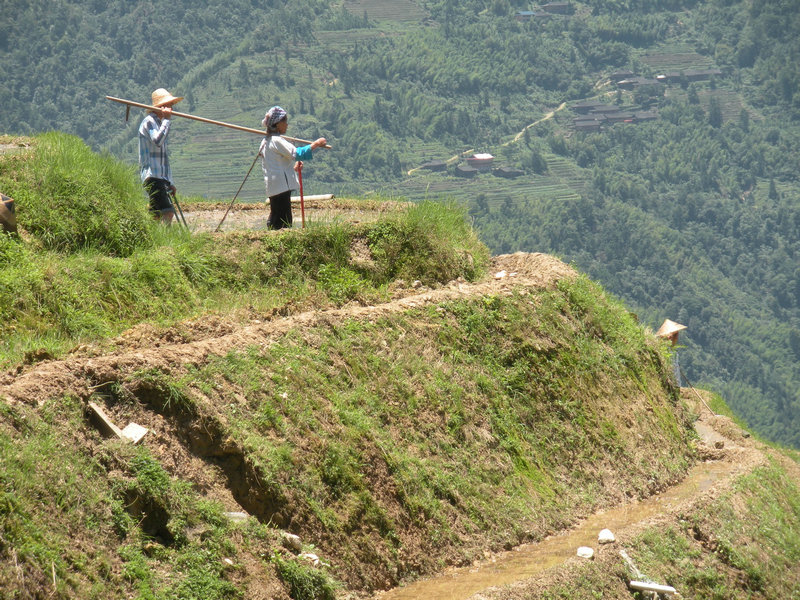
[[262, 106, 288, 131]]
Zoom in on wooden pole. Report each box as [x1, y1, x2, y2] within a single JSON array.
[[298, 162, 305, 228], [105, 95, 332, 148]]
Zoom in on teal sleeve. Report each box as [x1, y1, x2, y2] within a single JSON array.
[[295, 145, 313, 161]]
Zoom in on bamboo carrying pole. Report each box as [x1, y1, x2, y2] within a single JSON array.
[[105, 95, 332, 148]]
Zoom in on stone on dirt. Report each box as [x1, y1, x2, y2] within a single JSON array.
[[598, 528, 616, 544], [576, 546, 594, 559], [121, 422, 149, 444], [224, 511, 250, 523], [282, 532, 302, 552], [299, 552, 320, 566]]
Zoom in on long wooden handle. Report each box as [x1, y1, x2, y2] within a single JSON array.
[[106, 95, 331, 148]]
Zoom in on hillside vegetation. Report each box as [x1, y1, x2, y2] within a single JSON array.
[[0, 137, 688, 599], [1, 122, 800, 599], [3, 0, 799, 450]]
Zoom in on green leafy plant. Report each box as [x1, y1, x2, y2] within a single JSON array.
[[273, 554, 338, 600]]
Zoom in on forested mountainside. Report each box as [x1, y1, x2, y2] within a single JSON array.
[[2, 0, 800, 447]]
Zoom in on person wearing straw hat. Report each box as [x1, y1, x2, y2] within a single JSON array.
[[656, 319, 687, 387], [258, 106, 326, 230], [138, 88, 183, 224]]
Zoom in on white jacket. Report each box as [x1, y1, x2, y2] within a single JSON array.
[[259, 136, 303, 198]]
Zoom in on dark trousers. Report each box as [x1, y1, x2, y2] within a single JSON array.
[[267, 190, 292, 230], [143, 177, 174, 216]]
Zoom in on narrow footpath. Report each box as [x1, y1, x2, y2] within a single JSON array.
[[371, 393, 766, 600]]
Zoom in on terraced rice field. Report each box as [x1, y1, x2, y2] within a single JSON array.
[[315, 28, 397, 49], [343, 0, 428, 22], [383, 151, 587, 209], [636, 43, 717, 73]]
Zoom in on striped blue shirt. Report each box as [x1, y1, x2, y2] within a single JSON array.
[[138, 113, 173, 183]]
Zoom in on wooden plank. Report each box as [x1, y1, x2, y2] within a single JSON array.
[[121, 422, 149, 445], [629, 580, 677, 596], [88, 402, 124, 439]]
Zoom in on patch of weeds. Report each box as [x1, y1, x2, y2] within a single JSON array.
[[127, 368, 197, 416], [130, 452, 172, 498], [319, 441, 363, 498], [169, 548, 240, 600], [317, 263, 369, 305], [364, 201, 488, 284], [120, 544, 158, 596], [12, 132, 153, 256], [273, 553, 339, 600]]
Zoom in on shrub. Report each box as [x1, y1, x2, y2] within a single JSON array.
[[274, 554, 338, 600]]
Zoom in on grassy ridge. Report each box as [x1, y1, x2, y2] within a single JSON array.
[[0, 133, 703, 599], [0, 275, 696, 598], [0, 133, 487, 366]]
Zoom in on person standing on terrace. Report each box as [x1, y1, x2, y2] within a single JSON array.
[[139, 88, 183, 224], [259, 106, 327, 230]]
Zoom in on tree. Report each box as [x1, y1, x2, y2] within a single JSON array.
[[708, 96, 723, 128], [687, 84, 700, 104], [769, 177, 779, 200], [738, 108, 750, 132]]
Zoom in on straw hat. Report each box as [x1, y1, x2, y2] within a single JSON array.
[[151, 88, 184, 108], [656, 319, 687, 338]]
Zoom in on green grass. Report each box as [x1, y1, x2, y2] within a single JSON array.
[[156, 275, 693, 585], [0, 399, 243, 599], [0, 257, 701, 597], [0, 133, 488, 367], [1, 132, 153, 256]]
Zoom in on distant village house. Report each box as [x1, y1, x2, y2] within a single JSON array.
[[540, 2, 572, 14], [455, 165, 478, 178], [493, 167, 524, 179], [466, 153, 494, 171], [420, 160, 447, 172]]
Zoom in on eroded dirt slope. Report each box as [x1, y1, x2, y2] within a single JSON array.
[[0, 252, 574, 408]]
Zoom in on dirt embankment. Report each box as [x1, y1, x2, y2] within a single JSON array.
[[1, 250, 777, 599], [0, 252, 574, 407]]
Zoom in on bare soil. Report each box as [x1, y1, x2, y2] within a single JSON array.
[[0, 252, 574, 407]]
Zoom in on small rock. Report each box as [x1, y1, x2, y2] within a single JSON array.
[[494, 270, 507, 279], [224, 511, 249, 523], [282, 532, 302, 553], [412, 280, 422, 288], [714, 440, 725, 449], [598, 529, 616, 544], [577, 546, 594, 559], [299, 552, 320, 566]]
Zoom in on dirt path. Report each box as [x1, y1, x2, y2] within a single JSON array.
[[371, 391, 767, 600], [0, 252, 575, 407], [505, 102, 568, 146], [180, 199, 409, 232], [406, 103, 568, 176]]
